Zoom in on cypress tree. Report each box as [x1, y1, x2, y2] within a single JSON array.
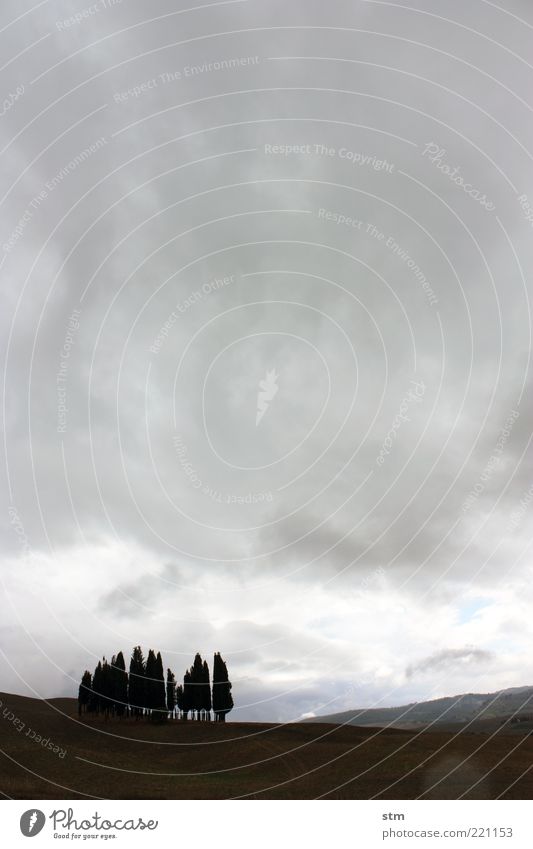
[[166, 669, 176, 718], [110, 655, 118, 715], [212, 652, 233, 722], [128, 646, 146, 718], [145, 649, 157, 715], [78, 670, 92, 716], [155, 653, 166, 707], [92, 660, 103, 714], [202, 659, 212, 720], [182, 669, 192, 719], [176, 684, 184, 719], [191, 653, 204, 720], [111, 651, 128, 717], [152, 651, 167, 721], [101, 657, 113, 718]]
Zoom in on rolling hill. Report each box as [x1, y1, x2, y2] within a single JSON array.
[[1, 690, 533, 798], [304, 686, 533, 730]]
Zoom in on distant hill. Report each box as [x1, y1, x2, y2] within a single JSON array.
[[303, 686, 533, 730]]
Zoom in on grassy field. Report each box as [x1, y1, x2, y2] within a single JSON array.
[[1, 692, 532, 799]]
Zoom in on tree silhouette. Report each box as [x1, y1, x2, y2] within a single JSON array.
[[152, 651, 167, 721], [79, 647, 233, 723], [145, 649, 157, 715], [100, 657, 113, 718], [111, 651, 128, 717], [91, 660, 103, 714], [145, 650, 154, 710], [182, 669, 193, 720], [212, 652, 233, 722], [78, 670, 92, 716], [191, 653, 204, 720], [89, 657, 112, 717], [166, 669, 176, 718], [202, 659, 212, 720], [128, 646, 146, 719], [175, 683, 184, 719]]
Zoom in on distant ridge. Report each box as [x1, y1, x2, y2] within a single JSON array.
[[303, 686, 533, 730]]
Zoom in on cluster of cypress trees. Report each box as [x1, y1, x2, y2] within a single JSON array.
[[78, 647, 233, 722]]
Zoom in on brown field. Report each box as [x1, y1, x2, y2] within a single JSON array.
[[1, 692, 532, 799]]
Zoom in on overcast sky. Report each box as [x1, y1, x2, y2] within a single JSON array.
[[1, 0, 533, 722]]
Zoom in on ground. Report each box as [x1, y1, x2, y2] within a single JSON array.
[[1, 693, 532, 799]]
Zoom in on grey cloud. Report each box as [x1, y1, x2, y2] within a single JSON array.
[[406, 648, 494, 680], [1, 0, 532, 719]]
